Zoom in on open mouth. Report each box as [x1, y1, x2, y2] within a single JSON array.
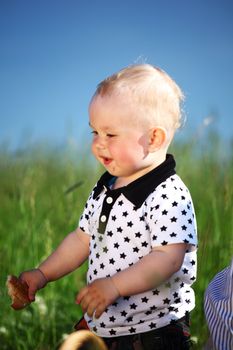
[[102, 157, 112, 166]]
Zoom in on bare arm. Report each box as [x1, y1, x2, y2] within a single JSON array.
[[111, 243, 187, 296], [39, 228, 90, 281], [20, 228, 90, 301], [77, 243, 187, 318]]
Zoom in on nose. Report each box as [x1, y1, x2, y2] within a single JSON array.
[[93, 135, 106, 150]]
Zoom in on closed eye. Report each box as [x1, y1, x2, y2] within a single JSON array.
[[107, 133, 116, 138]]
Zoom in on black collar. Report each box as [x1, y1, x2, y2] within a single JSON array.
[[93, 154, 176, 209]]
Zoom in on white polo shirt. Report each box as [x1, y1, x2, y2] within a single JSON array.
[[79, 154, 197, 337]]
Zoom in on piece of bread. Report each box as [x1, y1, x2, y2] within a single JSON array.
[[59, 331, 107, 350], [6, 275, 31, 310]]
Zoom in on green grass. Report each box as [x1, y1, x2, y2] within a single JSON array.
[[0, 135, 232, 349]]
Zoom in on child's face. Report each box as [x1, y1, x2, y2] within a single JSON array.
[[89, 95, 156, 185]]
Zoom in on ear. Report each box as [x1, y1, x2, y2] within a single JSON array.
[[148, 127, 167, 152]]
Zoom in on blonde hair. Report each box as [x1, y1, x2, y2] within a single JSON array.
[[59, 331, 107, 350], [93, 64, 184, 132]]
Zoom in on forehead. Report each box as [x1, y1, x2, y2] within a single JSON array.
[[89, 94, 135, 123]]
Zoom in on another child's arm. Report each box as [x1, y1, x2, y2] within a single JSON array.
[[20, 228, 90, 301], [77, 243, 187, 318]]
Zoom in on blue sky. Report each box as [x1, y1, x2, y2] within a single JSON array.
[[1, 0, 233, 150]]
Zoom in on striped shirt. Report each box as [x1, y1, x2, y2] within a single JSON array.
[[204, 258, 233, 350]]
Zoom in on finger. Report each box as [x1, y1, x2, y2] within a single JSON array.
[[94, 301, 107, 319], [76, 287, 88, 304], [86, 298, 100, 318], [80, 293, 94, 313], [28, 286, 36, 301]]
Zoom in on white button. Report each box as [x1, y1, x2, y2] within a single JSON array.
[[106, 197, 113, 204], [100, 215, 107, 222]]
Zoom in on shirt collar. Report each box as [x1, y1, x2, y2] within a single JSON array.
[[93, 154, 176, 208]]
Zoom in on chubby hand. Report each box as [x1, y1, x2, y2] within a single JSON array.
[[76, 277, 120, 319], [19, 269, 48, 302]]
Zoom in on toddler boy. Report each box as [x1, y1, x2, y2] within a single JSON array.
[[20, 64, 197, 350]]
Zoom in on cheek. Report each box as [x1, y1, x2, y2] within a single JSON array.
[[110, 142, 144, 164], [91, 140, 97, 156]]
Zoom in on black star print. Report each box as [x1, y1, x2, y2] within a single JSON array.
[[141, 241, 148, 247], [127, 221, 133, 227], [130, 303, 137, 310], [188, 233, 193, 239], [181, 210, 187, 215], [103, 246, 108, 253], [149, 322, 157, 329], [161, 240, 168, 245], [126, 316, 133, 322], [100, 322, 106, 328], [158, 312, 165, 318], [150, 305, 157, 311], [139, 216, 145, 221], [153, 289, 160, 295], [161, 194, 168, 199], [135, 232, 142, 238], [190, 260, 195, 265], [109, 329, 116, 335], [111, 215, 116, 221], [181, 195, 186, 200], [85, 214, 89, 220], [163, 298, 171, 304], [170, 232, 177, 237], [118, 200, 123, 206], [107, 230, 113, 237], [129, 327, 136, 333], [175, 298, 181, 304], [152, 235, 157, 240], [172, 201, 178, 207], [120, 253, 127, 259], [100, 263, 105, 269], [162, 209, 168, 215], [124, 237, 130, 243], [114, 242, 119, 249], [133, 247, 139, 253], [141, 297, 149, 303], [170, 216, 177, 222], [160, 225, 167, 231], [145, 310, 152, 315], [173, 292, 178, 298], [188, 218, 192, 224], [94, 269, 97, 275], [96, 253, 100, 259], [185, 299, 191, 304], [117, 227, 123, 233], [121, 310, 127, 317], [182, 268, 189, 274], [182, 225, 187, 231], [109, 258, 115, 264], [109, 316, 116, 322], [122, 211, 128, 217]]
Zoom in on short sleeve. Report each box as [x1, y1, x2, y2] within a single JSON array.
[[78, 188, 96, 235], [146, 178, 197, 249]]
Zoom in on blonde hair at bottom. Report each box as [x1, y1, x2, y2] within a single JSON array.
[[59, 330, 107, 350]]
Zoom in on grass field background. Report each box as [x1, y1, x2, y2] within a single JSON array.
[[0, 131, 232, 349]]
